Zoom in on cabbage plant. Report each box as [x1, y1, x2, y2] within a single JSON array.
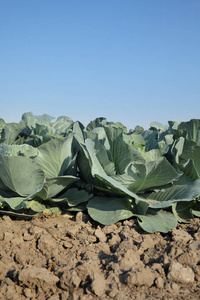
[[0, 113, 200, 233]]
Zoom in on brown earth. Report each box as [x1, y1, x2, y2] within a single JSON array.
[[0, 212, 200, 300]]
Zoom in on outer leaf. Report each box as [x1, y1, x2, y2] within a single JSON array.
[[94, 173, 151, 203], [0, 177, 14, 195], [175, 119, 200, 145], [0, 209, 38, 218], [137, 210, 177, 233], [34, 136, 77, 179], [3, 123, 24, 145], [192, 209, 200, 217], [191, 202, 200, 217], [43, 207, 62, 215], [172, 201, 194, 223], [57, 188, 93, 206], [143, 176, 200, 209], [113, 157, 180, 193], [36, 176, 79, 200], [180, 145, 200, 179], [0, 196, 24, 210], [92, 127, 110, 150], [72, 121, 85, 143], [2, 123, 24, 145], [0, 143, 39, 158], [23, 200, 46, 212], [67, 203, 87, 212], [170, 136, 186, 169], [0, 155, 45, 196], [87, 196, 134, 225]]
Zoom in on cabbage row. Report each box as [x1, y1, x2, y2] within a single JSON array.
[[0, 112, 200, 233]]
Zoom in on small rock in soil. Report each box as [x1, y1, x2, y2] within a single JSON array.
[[90, 272, 106, 297], [60, 269, 81, 291], [94, 227, 107, 242], [18, 265, 59, 288], [37, 233, 57, 256], [3, 232, 14, 242], [167, 261, 195, 283], [125, 266, 155, 287], [155, 277, 164, 289]]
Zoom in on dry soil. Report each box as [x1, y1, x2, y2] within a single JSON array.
[[0, 212, 200, 300]]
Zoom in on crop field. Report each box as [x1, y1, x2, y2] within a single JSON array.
[[0, 112, 200, 299]]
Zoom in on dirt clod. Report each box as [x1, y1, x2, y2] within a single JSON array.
[[167, 261, 195, 284]]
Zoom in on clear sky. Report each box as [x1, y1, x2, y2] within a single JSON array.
[[0, 0, 200, 130]]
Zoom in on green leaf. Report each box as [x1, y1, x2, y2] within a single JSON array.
[[94, 172, 147, 202], [87, 196, 134, 225], [52, 116, 73, 133], [3, 123, 24, 145], [23, 200, 46, 212], [172, 201, 194, 223], [0, 143, 39, 158], [76, 138, 112, 191], [34, 136, 77, 179], [134, 200, 149, 215], [57, 188, 93, 206], [0, 177, 14, 195], [21, 112, 54, 128], [86, 117, 107, 131], [143, 176, 200, 209], [180, 145, 200, 179], [137, 210, 177, 233], [0, 119, 9, 144], [175, 119, 200, 145], [86, 138, 116, 176], [0, 196, 24, 210], [192, 209, 200, 217], [150, 121, 168, 131], [113, 157, 180, 193], [0, 209, 39, 218], [67, 203, 87, 212], [139, 148, 167, 162], [43, 206, 62, 215], [0, 155, 45, 196], [36, 176, 79, 200], [123, 131, 146, 148], [105, 126, 144, 174], [72, 121, 85, 143], [191, 202, 200, 217]]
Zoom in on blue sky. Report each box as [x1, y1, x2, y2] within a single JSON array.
[[0, 0, 200, 130]]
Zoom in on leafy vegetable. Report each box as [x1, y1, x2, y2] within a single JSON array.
[[0, 113, 200, 233]]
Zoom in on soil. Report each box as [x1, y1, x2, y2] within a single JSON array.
[[0, 212, 200, 300]]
